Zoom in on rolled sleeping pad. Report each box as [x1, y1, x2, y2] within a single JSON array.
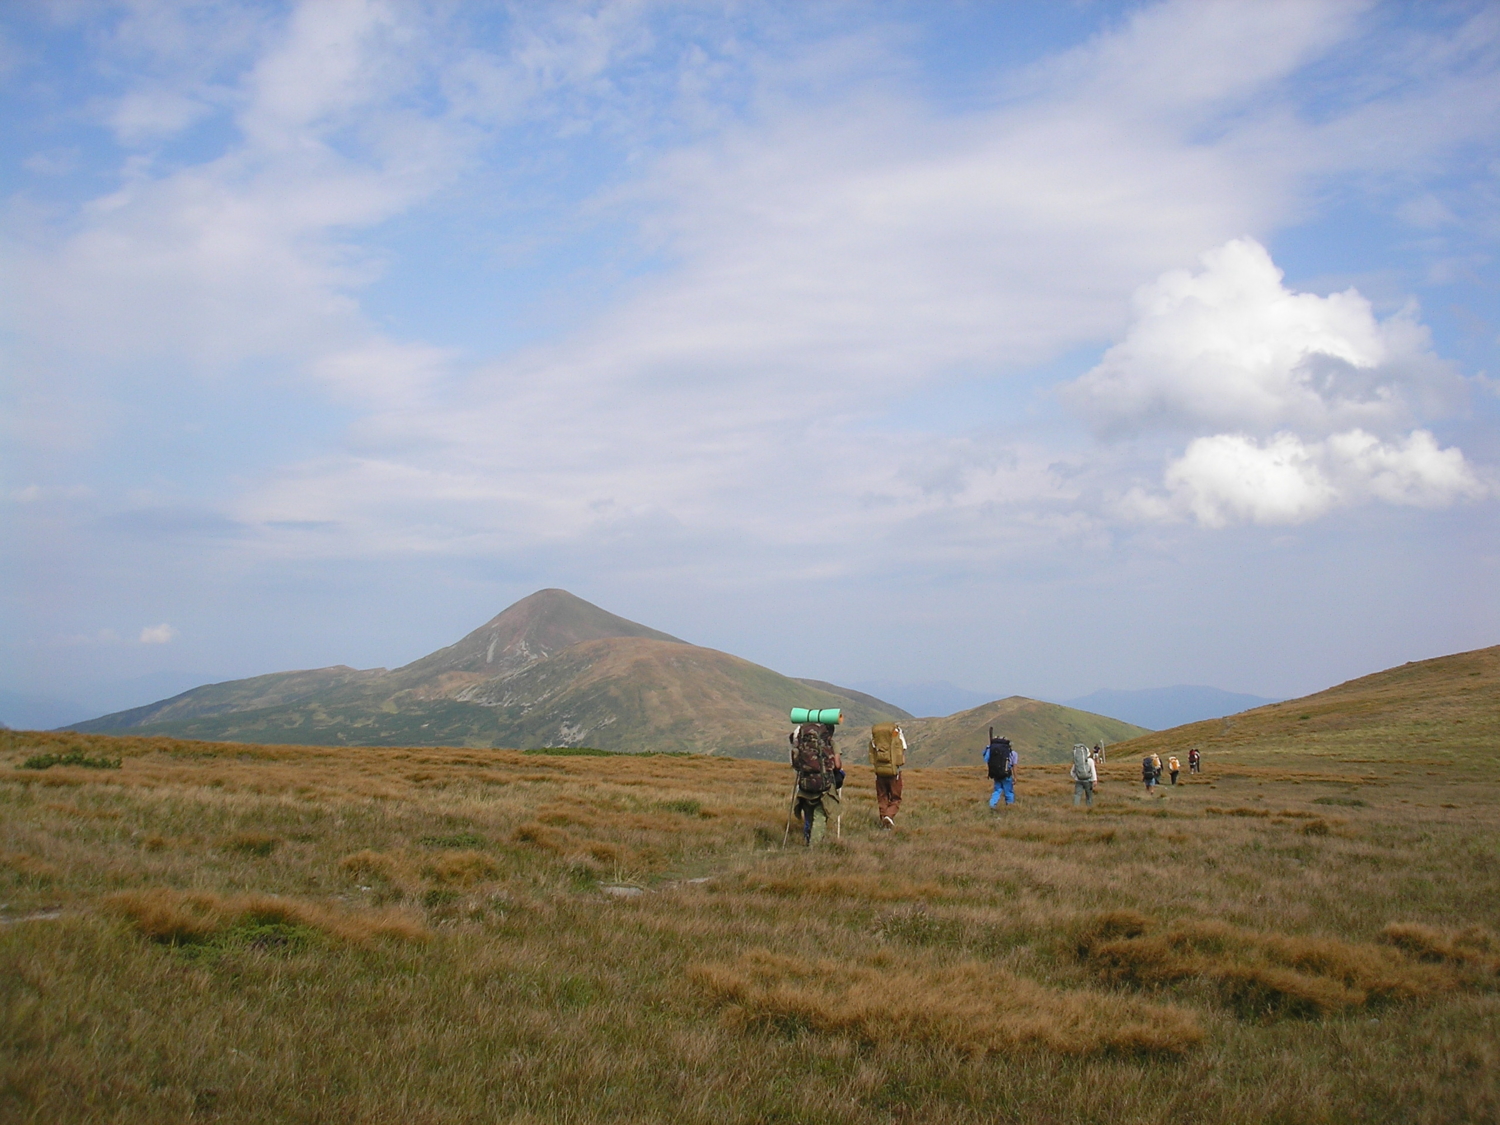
[[790, 707, 843, 725]]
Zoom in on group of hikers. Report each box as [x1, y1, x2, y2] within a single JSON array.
[[784, 709, 1203, 845], [1141, 746, 1202, 792]]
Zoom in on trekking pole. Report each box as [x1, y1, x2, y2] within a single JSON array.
[[779, 781, 797, 848]]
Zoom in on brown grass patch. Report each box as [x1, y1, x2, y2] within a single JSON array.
[[423, 849, 499, 887], [689, 949, 1203, 1056], [740, 872, 944, 901], [337, 850, 405, 884], [1077, 913, 1480, 1018], [1204, 807, 1271, 818], [104, 888, 429, 946], [226, 831, 280, 856], [511, 822, 572, 852], [1000, 827, 1118, 845], [0, 852, 60, 882], [1382, 923, 1500, 974], [42, 802, 120, 819]]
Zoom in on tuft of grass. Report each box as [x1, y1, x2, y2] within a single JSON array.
[[1381, 923, 1500, 974], [226, 832, 280, 857], [0, 851, 60, 884], [689, 948, 1204, 1056], [20, 749, 121, 770], [1314, 796, 1367, 807], [105, 888, 429, 947], [422, 850, 499, 887], [1076, 913, 1483, 1019]]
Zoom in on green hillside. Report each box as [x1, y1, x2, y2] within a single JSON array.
[[71, 591, 909, 758], [899, 695, 1149, 767], [1108, 643, 1500, 766]]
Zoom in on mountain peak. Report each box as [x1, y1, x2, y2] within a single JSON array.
[[394, 589, 685, 680]]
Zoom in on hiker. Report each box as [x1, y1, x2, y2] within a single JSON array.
[[1188, 747, 1201, 775], [1168, 755, 1181, 786], [1094, 741, 1105, 765], [984, 730, 1017, 809], [1070, 743, 1097, 807], [868, 722, 906, 829], [1142, 752, 1159, 795], [789, 722, 842, 845]]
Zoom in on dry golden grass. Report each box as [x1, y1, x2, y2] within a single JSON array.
[[690, 948, 1204, 1056], [1075, 911, 1484, 1018], [104, 887, 430, 946], [2, 724, 1499, 1123]]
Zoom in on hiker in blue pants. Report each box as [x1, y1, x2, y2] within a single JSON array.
[[984, 733, 1017, 809]]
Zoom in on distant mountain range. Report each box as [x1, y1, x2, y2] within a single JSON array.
[[58, 589, 1147, 761], [1057, 686, 1282, 731]]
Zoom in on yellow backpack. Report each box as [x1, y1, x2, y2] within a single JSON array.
[[868, 723, 907, 777]]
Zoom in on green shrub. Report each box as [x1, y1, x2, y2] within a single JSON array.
[[20, 749, 121, 770], [418, 832, 487, 848]]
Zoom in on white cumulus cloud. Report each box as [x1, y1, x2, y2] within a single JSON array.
[[1139, 428, 1487, 528], [138, 623, 179, 645], [1066, 238, 1457, 438]]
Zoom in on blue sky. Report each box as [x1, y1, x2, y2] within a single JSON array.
[[2, 0, 1497, 718]]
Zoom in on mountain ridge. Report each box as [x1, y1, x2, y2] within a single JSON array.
[[67, 591, 905, 758]]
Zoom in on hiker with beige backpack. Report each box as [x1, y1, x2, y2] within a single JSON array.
[[868, 722, 907, 829]]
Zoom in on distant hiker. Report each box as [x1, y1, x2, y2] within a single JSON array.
[[1168, 755, 1181, 786], [984, 729, 1017, 810], [1094, 741, 1105, 765], [1142, 753, 1159, 795], [868, 722, 907, 829], [1188, 747, 1201, 775], [1070, 743, 1097, 808], [789, 722, 842, 845]]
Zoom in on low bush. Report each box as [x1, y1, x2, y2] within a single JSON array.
[[20, 750, 121, 770]]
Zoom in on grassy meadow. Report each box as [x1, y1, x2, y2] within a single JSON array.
[[2, 719, 1498, 1123]]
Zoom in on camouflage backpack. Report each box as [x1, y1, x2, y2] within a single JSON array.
[[793, 724, 835, 793]]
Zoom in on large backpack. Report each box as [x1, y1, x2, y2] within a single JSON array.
[[1072, 743, 1092, 779], [868, 723, 907, 777], [986, 736, 1013, 781], [793, 724, 835, 793]]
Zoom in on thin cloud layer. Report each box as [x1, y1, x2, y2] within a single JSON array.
[[3, 1, 1498, 701]]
